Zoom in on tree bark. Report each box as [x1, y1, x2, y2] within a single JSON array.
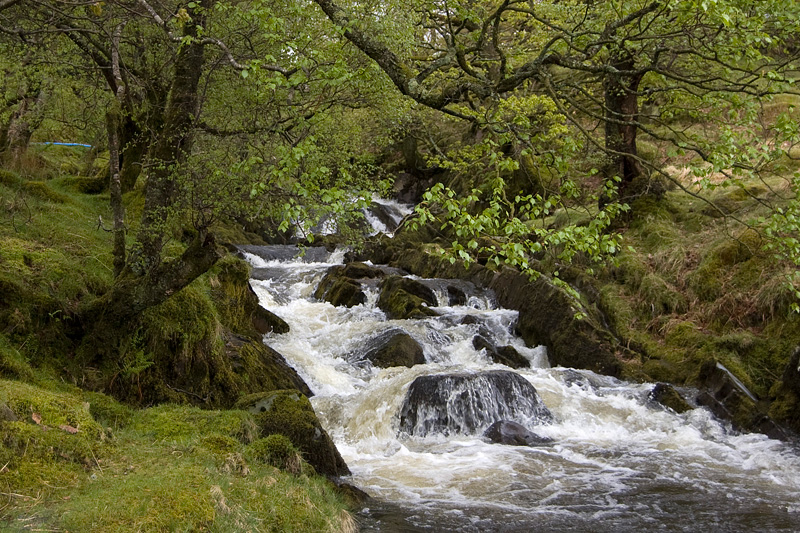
[[106, 109, 127, 277], [118, 114, 146, 192], [603, 53, 645, 200], [5, 86, 45, 168], [134, 2, 209, 270]]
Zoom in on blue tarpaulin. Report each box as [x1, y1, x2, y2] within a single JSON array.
[[33, 142, 93, 148]]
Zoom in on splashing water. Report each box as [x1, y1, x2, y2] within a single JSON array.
[[243, 246, 800, 532]]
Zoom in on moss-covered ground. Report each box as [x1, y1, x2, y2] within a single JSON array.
[[0, 150, 354, 531], [1, 383, 355, 532]]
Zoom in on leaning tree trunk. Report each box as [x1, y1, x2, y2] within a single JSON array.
[[603, 53, 644, 202], [79, 0, 221, 361]]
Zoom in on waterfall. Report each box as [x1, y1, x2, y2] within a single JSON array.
[[243, 246, 800, 532]]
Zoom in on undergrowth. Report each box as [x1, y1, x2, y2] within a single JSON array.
[[601, 169, 800, 405], [0, 150, 354, 531]]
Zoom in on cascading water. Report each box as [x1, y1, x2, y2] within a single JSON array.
[[242, 246, 800, 532]]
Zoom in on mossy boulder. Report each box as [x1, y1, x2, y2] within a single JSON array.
[[314, 262, 387, 308], [246, 434, 305, 475], [316, 277, 367, 307], [101, 266, 307, 408], [377, 248, 627, 376], [378, 275, 439, 320], [252, 305, 290, 336], [235, 390, 350, 477], [359, 329, 425, 368], [222, 333, 312, 397], [211, 255, 289, 336], [769, 347, 800, 435], [488, 268, 624, 376], [696, 361, 785, 439], [648, 383, 692, 414]]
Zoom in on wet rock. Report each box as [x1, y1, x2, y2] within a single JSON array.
[[212, 256, 290, 337], [338, 262, 387, 280], [367, 200, 408, 233], [648, 383, 692, 414], [314, 263, 387, 308], [472, 335, 530, 369], [318, 277, 367, 307], [483, 420, 553, 447], [384, 249, 627, 377], [360, 329, 425, 368], [252, 304, 289, 335], [334, 481, 372, 506], [447, 285, 467, 306], [235, 390, 350, 477], [769, 346, 800, 436], [696, 361, 786, 439], [558, 369, 598, 391], [223, 333, 312, 398], [378, 276, 439, 320], [399, 370, 553, 437]]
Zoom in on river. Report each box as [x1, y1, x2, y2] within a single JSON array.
[[242, 245, 800, 532]]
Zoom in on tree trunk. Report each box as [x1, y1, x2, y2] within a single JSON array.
[[106, 108, 127, 277], [118, 114, 147, 192], [603, 53, 644, 201], [5, 87, 45, 168], [79, 1, 221, 360], [135, 2, 209, 270]]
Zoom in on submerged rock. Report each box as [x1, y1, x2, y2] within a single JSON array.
[[447, 285, 468, 306], [359, 329, 425, 368], [236, 390, 350, 477], [472, 335, 529, 369], [399, 370, 552, 437], [483, 420, 553, 447]]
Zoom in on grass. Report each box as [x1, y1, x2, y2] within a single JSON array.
[[0, 385, 354, 532]]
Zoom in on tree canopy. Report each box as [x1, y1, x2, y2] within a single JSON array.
[[1, 0, 800, 346]]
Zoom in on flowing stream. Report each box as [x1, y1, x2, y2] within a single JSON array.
[[242, 246, 800, 532]]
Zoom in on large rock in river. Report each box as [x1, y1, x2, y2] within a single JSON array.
[[358, 329, 425, 368], [235, 390, 350, 477], [365, 242, 629, 376], [696, 361, 786, 439], [314, 262, 386, 307], [398, 370, 552, 437], [378, 275, 439, 320]]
